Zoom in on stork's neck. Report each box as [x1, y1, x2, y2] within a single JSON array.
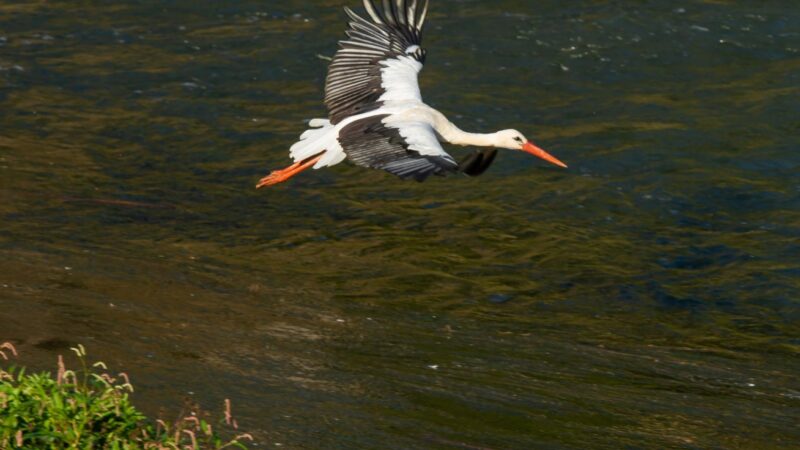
[[430, 109, 498, 147]]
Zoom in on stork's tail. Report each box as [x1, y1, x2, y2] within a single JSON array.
[[289, 118, 345, 169], [256, 119, 345, 188]]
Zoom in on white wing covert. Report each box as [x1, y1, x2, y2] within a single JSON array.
[[338, 115, 458, 181]]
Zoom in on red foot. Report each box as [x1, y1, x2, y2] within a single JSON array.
[[256, 154, 323, 189]]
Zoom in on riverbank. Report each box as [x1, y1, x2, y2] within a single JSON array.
[[0, 343, 251, 449]]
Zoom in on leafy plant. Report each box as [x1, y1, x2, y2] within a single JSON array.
[[0, 343, 252, 449]]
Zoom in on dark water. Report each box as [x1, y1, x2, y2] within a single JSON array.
[[1, 0, 799, 448]]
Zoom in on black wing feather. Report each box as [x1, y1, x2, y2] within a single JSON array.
[[339, 115, 457, 182], [458, 149, 498, 177]]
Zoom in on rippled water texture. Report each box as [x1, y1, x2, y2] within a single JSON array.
[[1, 1, 799, 448]]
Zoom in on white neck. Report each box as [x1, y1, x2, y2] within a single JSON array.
[[429, 109, 499, 147]]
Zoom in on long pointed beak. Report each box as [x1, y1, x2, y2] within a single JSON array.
[[522, 142, 568, 168]]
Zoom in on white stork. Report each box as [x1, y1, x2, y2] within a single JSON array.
[[257, 0, 567, 188]]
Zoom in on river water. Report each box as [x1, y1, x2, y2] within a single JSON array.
[[1, 1, 798, 448]]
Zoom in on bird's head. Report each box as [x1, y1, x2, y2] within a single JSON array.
[[495, 129, 567, 168]]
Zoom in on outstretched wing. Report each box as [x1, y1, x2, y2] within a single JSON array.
[[339, 114, 458, 181], [325, 0, 430, 124]]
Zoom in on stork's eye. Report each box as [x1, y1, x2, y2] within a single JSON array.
[[513, 136, 523, 143]]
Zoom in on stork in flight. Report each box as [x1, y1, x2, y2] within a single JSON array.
[[257, 0, 567, 188]]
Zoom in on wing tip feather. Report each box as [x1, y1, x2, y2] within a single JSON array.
[[354, 0, 429, 33]]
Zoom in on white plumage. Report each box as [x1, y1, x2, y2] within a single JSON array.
[[288, 119, 345, 169], [257, 0, 567, 188], [378, 55, 424, 103]]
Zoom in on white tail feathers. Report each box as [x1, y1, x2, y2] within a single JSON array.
[[289, 118, 346, 169]]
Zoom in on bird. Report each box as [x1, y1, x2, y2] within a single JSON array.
[[256, 0, 567, 188]]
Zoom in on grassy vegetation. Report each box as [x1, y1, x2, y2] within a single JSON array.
[[0, 343, 252, 449]]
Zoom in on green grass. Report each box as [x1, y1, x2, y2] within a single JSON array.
[[0, 343, 252, 449]]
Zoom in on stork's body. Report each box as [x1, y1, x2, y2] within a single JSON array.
[[257, 0, 566, 188]]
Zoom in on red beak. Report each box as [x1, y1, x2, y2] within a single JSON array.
[[522, 142, 568, 168]]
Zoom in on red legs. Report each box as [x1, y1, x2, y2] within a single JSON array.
[[256, 153, 324, 189]]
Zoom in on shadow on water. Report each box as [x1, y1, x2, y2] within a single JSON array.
[[1, 0, 799, 448]]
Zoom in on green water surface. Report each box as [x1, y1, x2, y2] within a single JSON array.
[[1, 1, 799, 448]]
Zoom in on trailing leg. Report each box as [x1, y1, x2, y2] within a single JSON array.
[[256, 153, 325, 188]]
